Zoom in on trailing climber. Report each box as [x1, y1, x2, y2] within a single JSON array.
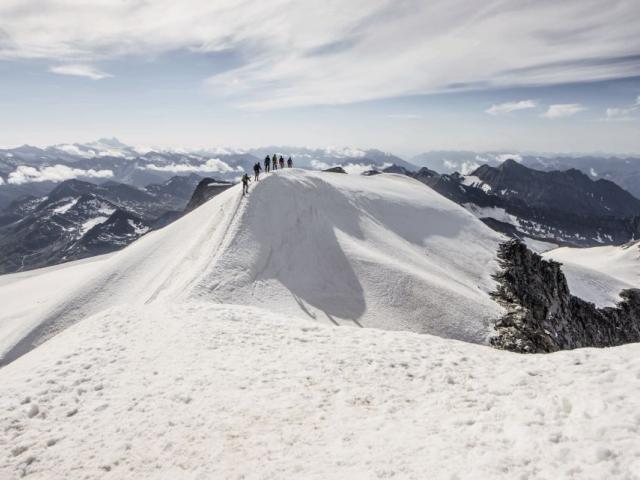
[[242, 173, 250, 196], [287, 156, 293, 168]]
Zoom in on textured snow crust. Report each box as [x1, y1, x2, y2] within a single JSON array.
[[1, 302, 639, 479], [544, 241, 640, 307]]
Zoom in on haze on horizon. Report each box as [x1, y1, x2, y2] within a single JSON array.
[[1, 0, 639, 156]]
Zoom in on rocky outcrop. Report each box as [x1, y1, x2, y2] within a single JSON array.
[[184, 178, 234, 212], [322, 166, 347, 174], [491, 240, 640, 353]]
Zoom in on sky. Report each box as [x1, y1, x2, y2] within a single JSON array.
[[0, 0, 639, 156]]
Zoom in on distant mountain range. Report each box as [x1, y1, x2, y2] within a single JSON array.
[[2, 139, 640, 272], [410, 150, 640, 199], [387, 160, 640, 247], [0, 175, 201, 273], [0, 139, 416, 208]]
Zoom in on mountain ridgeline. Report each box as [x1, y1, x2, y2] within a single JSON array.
[[0, 167, 639, 362], [386, 160, 640, 247], [473, 160, 640, 218]]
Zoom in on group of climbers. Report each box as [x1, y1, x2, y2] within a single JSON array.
[[242, 154, 294, 195], [263, 154, 293, 173]]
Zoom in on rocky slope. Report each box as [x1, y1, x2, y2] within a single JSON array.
[[0, 192, 151, 274], [472, 159, 640, 218], [0, 176, 201, 273], [490, 240, 640, 353]]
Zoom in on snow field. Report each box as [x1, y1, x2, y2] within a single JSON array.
[[544, 241, 640, 307], [186, 171, 505, 340], [1, 302, 639, 479]]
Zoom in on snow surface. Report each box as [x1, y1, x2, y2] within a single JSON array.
[[462, 175, 492, 193], [544, 242, 640, 307], [1, 170, 640, 478], [80, 216, 109, 235], [127, 219, 150, 235], [1, 302, 639, 479], [463, 203, 518, 225], [51, 197, 79, 215], [523, 236, 558, 254], [0, 170, 506, 364]]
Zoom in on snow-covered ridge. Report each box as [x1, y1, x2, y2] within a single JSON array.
[[0, 169, 505, 364]]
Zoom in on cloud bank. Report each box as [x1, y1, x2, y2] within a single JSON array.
[[143, 158, 243, 173], [310, 160, 391, 174], [0, 0, 638, 107], [7, 165, 114, 184]]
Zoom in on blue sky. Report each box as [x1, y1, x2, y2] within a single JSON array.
[[1, 0, 639, 156]]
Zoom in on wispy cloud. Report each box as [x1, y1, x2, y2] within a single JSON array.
[[49, 64, 112, 80], [485, 100, 536, 116], [1, 1, 639, 107], [542, 104, 587, 119], [602, 95, 640, 121]]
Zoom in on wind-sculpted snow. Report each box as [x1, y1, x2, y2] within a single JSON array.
[[544, 241, 640, 307], [0, 170, 505, 364], [1, 303, 639, 478]]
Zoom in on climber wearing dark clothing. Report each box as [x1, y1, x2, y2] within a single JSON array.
[[287, 157, 293, 168], [279, 156, 285, 169], [242, 173, 250, 195], [264, 155, 271, 173], [272, 154, 278, 170], [253, 162, 262, 181]]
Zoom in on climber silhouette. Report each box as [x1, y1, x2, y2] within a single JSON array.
[[253, 161, 262, 181], [242, 173, 250, 195], [264, 155, 271, 173]]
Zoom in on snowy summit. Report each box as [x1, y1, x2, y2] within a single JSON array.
[[1, 169, 639, 478]]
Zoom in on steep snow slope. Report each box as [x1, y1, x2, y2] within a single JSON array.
[[0, 170, 505, 364], [1, 302, 639, 479], [544, 241, 640, 307]]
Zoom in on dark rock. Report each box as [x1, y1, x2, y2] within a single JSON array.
[[322, 166, 347, 174], [184, 178, 234, 212], [472, 160, 640, 218], [490, 239, 640, 353]]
